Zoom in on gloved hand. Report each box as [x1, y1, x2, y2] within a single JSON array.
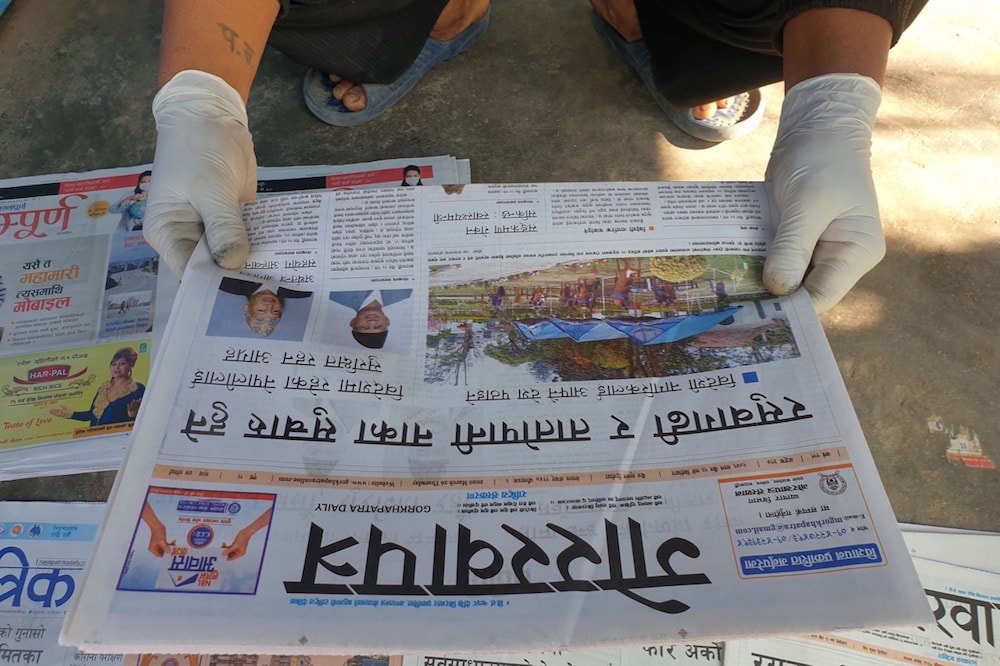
[[144, 70, 257, 279], [764, 73, 884, 313]]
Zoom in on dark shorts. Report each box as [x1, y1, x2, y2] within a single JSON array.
[[635, 0, 786, 106], [269, 0, 449, 83], [634, 0, 929, 105], [269, 0, 928, 105]]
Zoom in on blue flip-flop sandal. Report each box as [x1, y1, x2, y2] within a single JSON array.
[[303, 7, 491, 127], [591, 12, 763, 142]]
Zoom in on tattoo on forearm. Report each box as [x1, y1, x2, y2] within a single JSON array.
[[219, 23, 256, 66]]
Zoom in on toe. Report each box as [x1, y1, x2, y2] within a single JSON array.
[[691, 102, 717, 120], [341, 84, 367, 111], [715, 96, 735, 109], [330, 80, 367, 111], [331, 80, 355, 100]]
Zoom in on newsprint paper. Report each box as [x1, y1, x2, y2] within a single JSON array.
[[0, 502, 120, 666], [0, 500, 721, 666], [722, 529, 1000, 666], [62, 182, 930, 654], [0, 156, 467, 480]]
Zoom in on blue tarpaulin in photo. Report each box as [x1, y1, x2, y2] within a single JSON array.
[[514, 305, 742, 345]]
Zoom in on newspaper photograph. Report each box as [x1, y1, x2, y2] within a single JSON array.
[[63, 182, 928, 654], [0, 156, 468, 480]]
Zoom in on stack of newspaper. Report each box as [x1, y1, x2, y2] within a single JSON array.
[[6, 489, 999, 663], [0, 156, 469, 479]]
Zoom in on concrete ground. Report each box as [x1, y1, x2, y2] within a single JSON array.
[[0, 0, 997, 531]]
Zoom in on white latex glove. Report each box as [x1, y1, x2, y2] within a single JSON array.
[[144, 70, 257, 279], [764, 73, 884, 313]]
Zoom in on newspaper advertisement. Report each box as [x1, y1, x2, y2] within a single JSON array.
[[63, 182, 928, 654], [723, 529, 1000, 666], [0, 156, 468, 480]]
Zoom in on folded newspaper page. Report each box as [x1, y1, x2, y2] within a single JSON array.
[[0, 157, 467, 480], [0, 501, 720, 666], [723, 529, 1000, 666], [63, 182, 928, 653]]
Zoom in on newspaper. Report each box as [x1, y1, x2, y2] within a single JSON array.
[[722, 528, 1000, 666], [0, 501, 719, 665], [899, 525, 1000, 573], [0, 156, 468, 481], [62, 181, 929, 653], [0, 501, 124, 666], [402, 646, 723, 666], [122, 643, 722, 666]]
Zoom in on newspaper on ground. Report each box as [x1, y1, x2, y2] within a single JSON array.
[[722, 527, 1000, 666], [402, 645, 723, 666], [121, 642, 723, 666], [899, 525, 1000, 573], [0, 501, 124, 666], [0, 156, 468, 481], [0, 501, 720, 666], [62, 182, 929, 654]]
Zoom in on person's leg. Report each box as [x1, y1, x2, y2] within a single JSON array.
[[591, 3, 770, 142], [268, 0, 450, 85], [613, 0, 929, 138], [633, 1, 782, 109], [270, 0, 490, 125], [328, 0, 490, 112]]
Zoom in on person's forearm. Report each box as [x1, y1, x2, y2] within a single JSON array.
[[782, 8, 892, 89], [159, 0, 280, 101], [141, 502, 165, 533]]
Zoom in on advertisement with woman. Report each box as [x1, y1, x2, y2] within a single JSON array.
[[0, 339, 151, 449]]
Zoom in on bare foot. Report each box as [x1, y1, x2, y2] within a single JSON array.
[[326, 0, 489, 112]]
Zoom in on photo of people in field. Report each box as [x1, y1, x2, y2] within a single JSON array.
[[425, 255, 800, 385]]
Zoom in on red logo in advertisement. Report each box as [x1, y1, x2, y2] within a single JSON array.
[[0, 194, 86, 239], [14, 365, 89, 385]]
